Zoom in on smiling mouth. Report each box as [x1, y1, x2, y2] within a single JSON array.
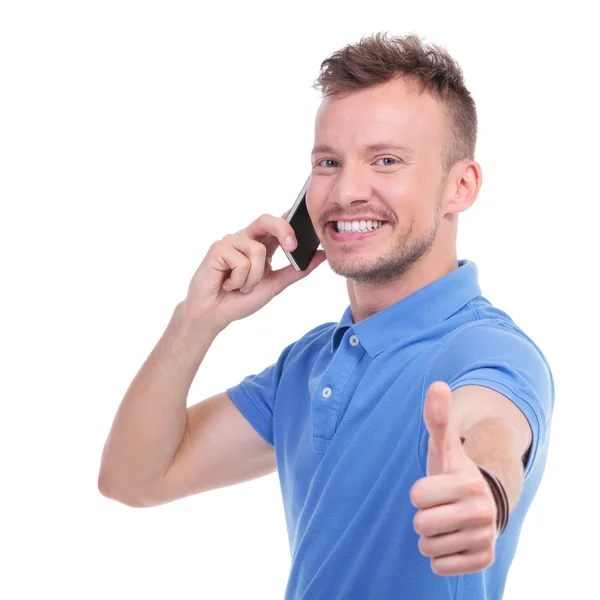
[[327, 220, 388, 232], [326, 221, 390, 241]]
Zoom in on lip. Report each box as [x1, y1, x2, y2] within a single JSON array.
[[328, 216, 386, 224], [327, 221, 389, 242]]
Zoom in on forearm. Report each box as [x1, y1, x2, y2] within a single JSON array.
[[461, 418, 526, 514], [98, 301, 223, 502]]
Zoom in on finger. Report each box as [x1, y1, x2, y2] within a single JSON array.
[[229, 235, 270, 292], [418, 525, 495, 559], [413, 497, 495, 537], [243, 213, 297, 254], [424, 381, 452, 475], [261, 214, 298, 262], [430, 548, 495, 576], [410, 473, 488, 509], [263, 232, 290, 262], [268, 249, 327, 295], [214, 235, 265, 291]]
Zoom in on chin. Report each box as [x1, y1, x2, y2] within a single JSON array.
[[327, 237, 436, 284], [327, 256, 393, 284]]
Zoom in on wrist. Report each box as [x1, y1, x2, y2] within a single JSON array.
[[176, 301, 227, 334]]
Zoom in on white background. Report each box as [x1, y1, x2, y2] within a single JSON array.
[[1, 1, 597, 598]]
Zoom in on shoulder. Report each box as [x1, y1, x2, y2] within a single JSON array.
[[430, 317, 553, 402]]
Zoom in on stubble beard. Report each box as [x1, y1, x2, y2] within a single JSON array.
[[325, 208, 441, 285]]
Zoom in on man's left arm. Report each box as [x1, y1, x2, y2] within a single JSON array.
[[454, 383, 533, 514], [410, 381, 533, 576]]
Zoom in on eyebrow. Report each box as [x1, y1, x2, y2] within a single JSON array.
[[311, 143, 414, 156]]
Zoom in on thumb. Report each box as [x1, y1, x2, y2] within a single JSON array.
[[423, 381, 455, 475], [270, 249, 327, 294]]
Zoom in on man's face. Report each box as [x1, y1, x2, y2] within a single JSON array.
[[308, 76, 449, 284]]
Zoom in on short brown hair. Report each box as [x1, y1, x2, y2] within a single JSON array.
[[313, 32, 478, 182]]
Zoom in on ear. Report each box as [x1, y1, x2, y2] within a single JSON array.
[[440, 159, 482, 216]]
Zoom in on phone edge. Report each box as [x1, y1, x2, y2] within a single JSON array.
[[283, 175, 312, 271]]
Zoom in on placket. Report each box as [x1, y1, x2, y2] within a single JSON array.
[[312, 328, 365, 453]]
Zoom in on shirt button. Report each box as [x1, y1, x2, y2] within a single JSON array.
[[322, 387, 332, 399], [349, 335, 359, 346]]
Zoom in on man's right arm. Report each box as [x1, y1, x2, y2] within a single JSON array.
[[97, 301, 275, 508], [98, 213, 325, 508], [97, 301, 215, 505]]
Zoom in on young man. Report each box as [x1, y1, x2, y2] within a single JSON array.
[[99, 33, 554, 600]]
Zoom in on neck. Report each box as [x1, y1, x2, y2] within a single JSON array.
[[346, 247, 459, 323]]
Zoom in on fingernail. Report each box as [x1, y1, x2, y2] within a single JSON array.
[[285, 235, 295, 248], [241, 286, 252, 293]]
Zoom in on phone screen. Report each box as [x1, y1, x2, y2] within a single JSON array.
[[284, 176, 321, 271]]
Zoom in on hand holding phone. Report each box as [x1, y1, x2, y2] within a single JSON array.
[[181, 207, 326, 329], [283, 175, 322, 271]]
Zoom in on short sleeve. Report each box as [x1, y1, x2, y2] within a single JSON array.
[[423, 320, 555, 478], [226, 339, 297, 447]]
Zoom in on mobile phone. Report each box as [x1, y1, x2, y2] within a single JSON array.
[[283, 175, 321, 271]]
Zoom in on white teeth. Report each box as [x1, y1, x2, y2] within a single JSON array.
[[336, 220, 384, 233]]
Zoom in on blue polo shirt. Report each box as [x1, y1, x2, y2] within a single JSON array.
[[226, 259, 554, 600]]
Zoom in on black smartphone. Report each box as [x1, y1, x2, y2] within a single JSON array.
[[283, 175, 321, 271]]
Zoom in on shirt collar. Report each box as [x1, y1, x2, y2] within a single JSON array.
[[330, 259, 482, 357]]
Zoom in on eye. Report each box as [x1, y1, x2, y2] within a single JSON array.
[[317, 159, 340, 168], [375, 157, 399, 166]]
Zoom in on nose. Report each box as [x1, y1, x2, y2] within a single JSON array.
[[333, 165, 371, 206]]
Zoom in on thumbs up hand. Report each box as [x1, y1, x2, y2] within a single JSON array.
[[409, 381, 498, 576]]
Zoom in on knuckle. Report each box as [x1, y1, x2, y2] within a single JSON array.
[[483, 526, 495, 546], [479, 549, 495, 569], [464, 476, 487, 496], [256, 213, 272, 227], [473, 499, 495, 522], [473, 526, 495, 548], [410, 481, 422, 506], [413, 513, 424, 534], [237, 255, 251, 270], [417, 536, 431, 557], [431, 558, 448, 576], [228, 264, 250, 286], [251, 241, 267, 257]]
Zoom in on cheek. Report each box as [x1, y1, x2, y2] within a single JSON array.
[[379, 177, 422, 217], [388, 171, 438, 215], [306, 182, 330, 221]]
